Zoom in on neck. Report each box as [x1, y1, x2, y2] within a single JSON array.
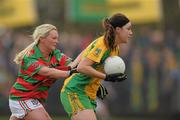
[[38, 44, 51, 58]]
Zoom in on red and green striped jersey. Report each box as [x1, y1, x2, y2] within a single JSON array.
[[9, 45, 72, 102]]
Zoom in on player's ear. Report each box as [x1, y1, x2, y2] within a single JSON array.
[[39, 36, 45, 43], [115, 27, 121, 31]]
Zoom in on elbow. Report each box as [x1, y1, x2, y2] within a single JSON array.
[[77, 64, 84, 73]]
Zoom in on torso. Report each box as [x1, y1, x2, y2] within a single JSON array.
[[10, 46, 71, 102], [61, 36, 120, 100]]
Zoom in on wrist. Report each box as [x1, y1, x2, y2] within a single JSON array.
[[67, 66, 72, 70], [67, 71, 71, 76], [104, 74, 107, 79]]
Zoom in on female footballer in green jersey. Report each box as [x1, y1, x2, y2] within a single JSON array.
[[60, 13, 133, 120]]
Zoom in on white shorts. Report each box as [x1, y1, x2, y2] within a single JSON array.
[[9, 99, 43, 119]]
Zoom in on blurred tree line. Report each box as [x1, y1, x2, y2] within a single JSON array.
[[15, 0, 179, 34], [3, 0, 176, 40]]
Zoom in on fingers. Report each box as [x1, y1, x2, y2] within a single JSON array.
[[118, 73, 127, 79], [105, 73, 127, 82], [97, 84, 108, 99], [108, 73, 124, 77], [108, 73, 126, 79]]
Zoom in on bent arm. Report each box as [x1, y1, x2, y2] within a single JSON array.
[[77, 57, 106, 79]]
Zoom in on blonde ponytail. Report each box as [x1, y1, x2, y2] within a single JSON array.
[[14, 24, 57, 64]]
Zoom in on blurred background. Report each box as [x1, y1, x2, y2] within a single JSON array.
[[0, 0, 180, 120]]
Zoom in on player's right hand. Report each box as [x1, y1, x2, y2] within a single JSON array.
[[104, 73, 127, 82]]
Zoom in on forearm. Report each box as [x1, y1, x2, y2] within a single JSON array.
[[77, 65, 106, 79], [69, 51, 82, 68], [38, 67, 69, 79]]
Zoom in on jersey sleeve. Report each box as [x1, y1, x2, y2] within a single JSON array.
[[86, 42, 106, 63], [53, 49, 72, 66], [22, 58, 43, 77], [58, 53, 72, 66]]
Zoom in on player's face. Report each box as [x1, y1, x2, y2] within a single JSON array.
[[115, 22, 133, 44], [43, 30, 59, 51]]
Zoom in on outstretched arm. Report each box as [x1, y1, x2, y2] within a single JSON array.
[[38, 66, 70, 79]]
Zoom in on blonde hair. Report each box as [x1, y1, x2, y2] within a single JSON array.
[[14, 24, 57, 64]]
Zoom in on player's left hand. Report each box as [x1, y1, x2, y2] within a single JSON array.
[[96, 84, 108, 100]]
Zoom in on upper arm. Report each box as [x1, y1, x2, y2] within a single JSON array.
[[79, 42, 105, 67], [78, 57, 95, 68], [22, 58, 43, 77], [37, 66, 51, 76], [56, 52, 72, 66], [86, 43, 106, 63], [77, 53, 106, 79]]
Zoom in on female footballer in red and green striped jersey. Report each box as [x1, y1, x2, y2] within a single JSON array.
[[9, 24, 80, 120], [60, 13, 133, 120]]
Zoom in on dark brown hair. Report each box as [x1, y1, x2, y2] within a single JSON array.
[[103, 13, 130, 50]]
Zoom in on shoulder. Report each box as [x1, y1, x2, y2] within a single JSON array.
[[88, 36, 106, 48], [96, 36, 105, 44], [24, 52, 37, 61], [52, 49, 68, 57], [22, 55, 38, 68]]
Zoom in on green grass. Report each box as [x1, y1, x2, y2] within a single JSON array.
[[0, 117, 117, 120], [0, 117, 68, 120], [0, 116, 173, 120]]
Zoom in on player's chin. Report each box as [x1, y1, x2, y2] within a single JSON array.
[[125, 38, 131, 43], [51, 46, 56, 51], [122, 39, 128, 43]]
